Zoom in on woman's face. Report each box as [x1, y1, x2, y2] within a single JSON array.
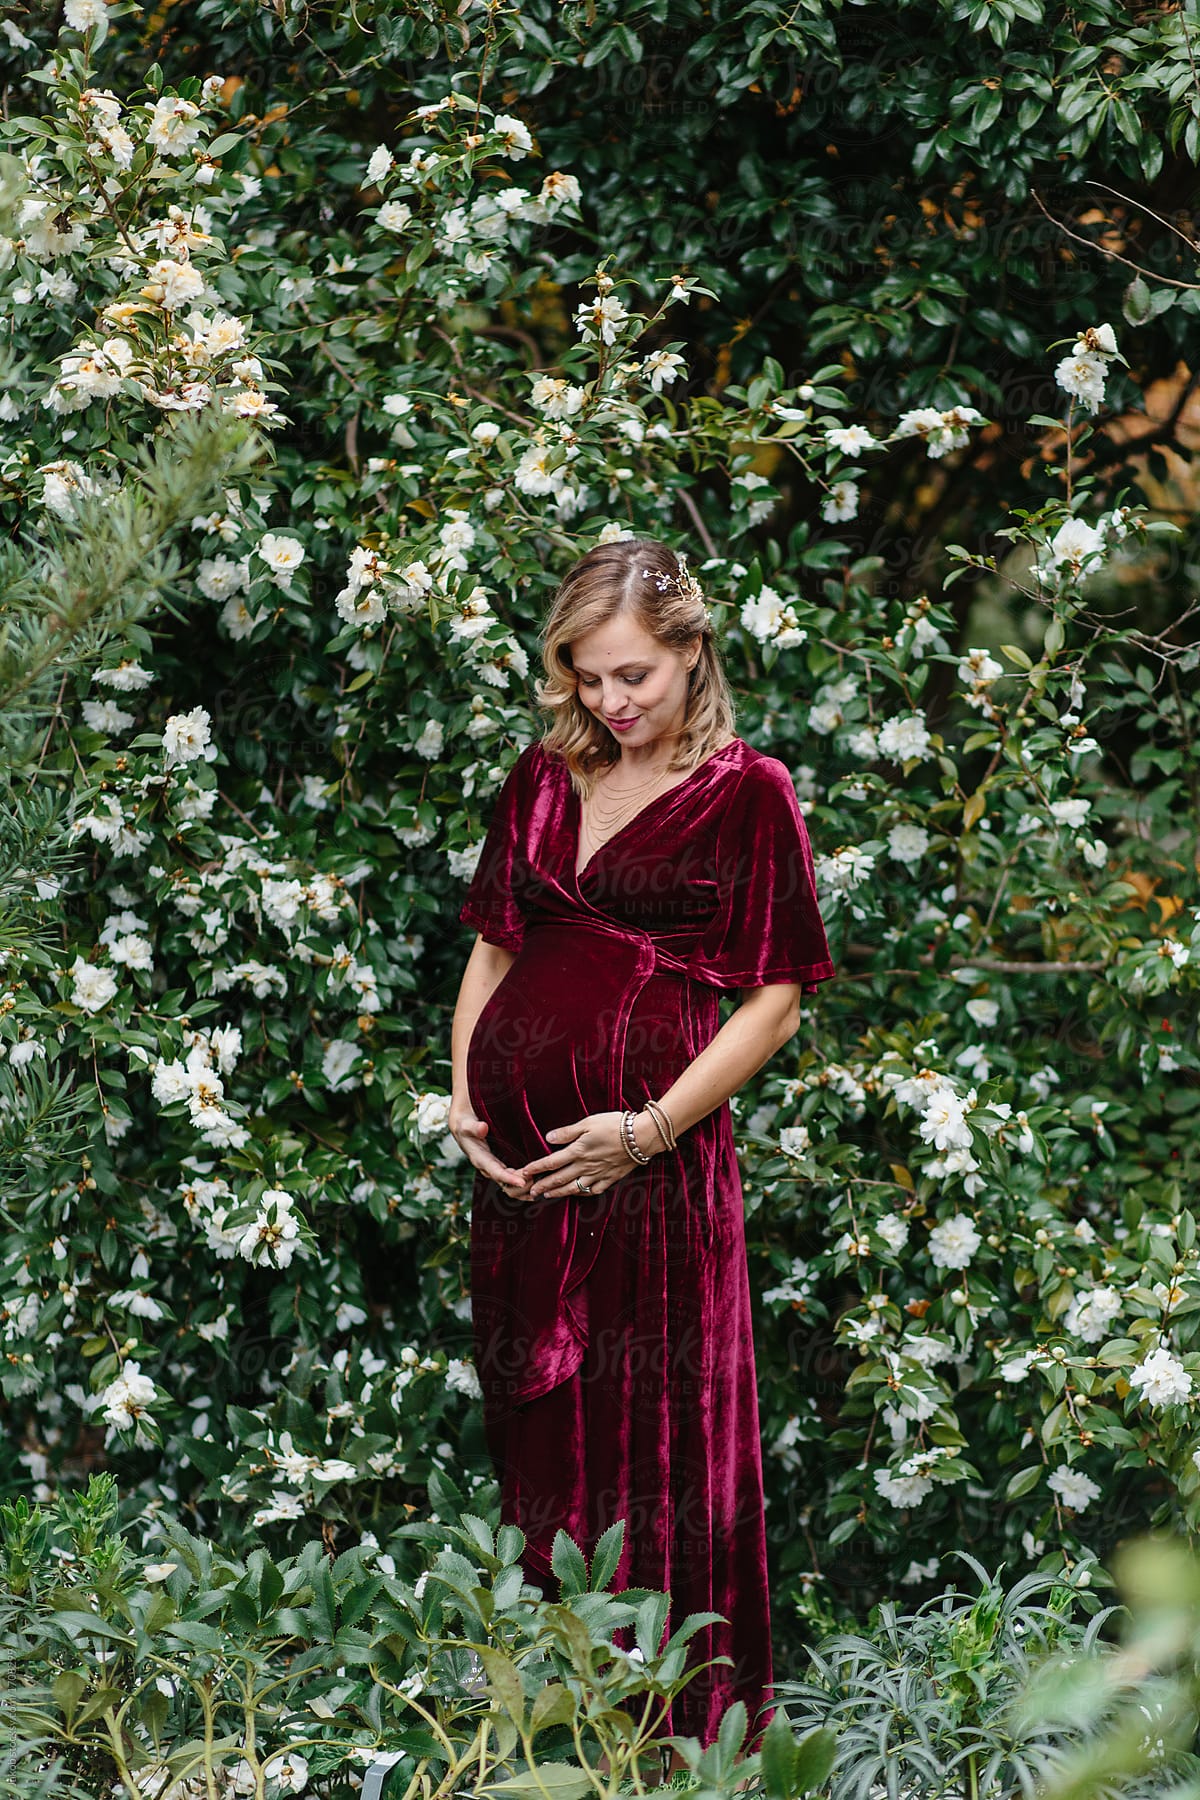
[[570, 611, 699, 751]]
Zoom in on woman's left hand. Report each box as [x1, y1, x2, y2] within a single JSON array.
[[518, 1110, 645, 1200]]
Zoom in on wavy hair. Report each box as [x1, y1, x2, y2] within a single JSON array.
[[531, 538, 738, 800]]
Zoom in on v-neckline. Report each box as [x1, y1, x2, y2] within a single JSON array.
[[570, 738, 741, 883]]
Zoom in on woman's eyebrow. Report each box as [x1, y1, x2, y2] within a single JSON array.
[[572, 659, 649, 674]]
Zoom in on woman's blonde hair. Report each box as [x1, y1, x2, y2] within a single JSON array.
[[532, 537, 737, 799]]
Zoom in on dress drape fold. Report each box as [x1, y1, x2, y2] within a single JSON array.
[[458, 735, 835, 1746]]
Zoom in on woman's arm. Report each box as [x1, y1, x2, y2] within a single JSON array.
[[630, 982, 803, 1153], [521, 982, 803, 1197], [449, 934, 532, 1190]]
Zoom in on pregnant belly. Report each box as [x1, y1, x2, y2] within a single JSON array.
[[466, 924, 701, 1167]]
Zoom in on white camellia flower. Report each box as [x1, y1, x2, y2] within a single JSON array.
[[99, 1361, 157, 1430], [162, 705, 213, 767], [1064, 1285, 1122, 1342], [1054, 349, 1108, 412], [779, 1124, 811, 1158], [887, 823, 929, 866], [70, 956, 118, 1013], [145, 257, 206, 311], [877, 714, 933, 762], [965, 997, 999, 1028], [365, 145, 393, 184], [1128, 1345, 1192, 1408], [825, 423, 875, 454], [445, 1357, 483, 1399], [876, 1214, 909, 1253], [257, 531, 306, 588], [927, 1214, 981, 1271], [573, 294, 629, 345], [1075, 323, 1118, 357], [1047, 1466, 1102, 1511], [491, 113, 533, 158], [377, 200, 412, 232], [874, 1468, 933, 1508], [641, 350, 686, 392], [414, 1092, 452, 1139], [530, 375, 585, 418], [821, 480, 859, 522], [81, 698, 135, 734], [1049, 518, 1105, 575]]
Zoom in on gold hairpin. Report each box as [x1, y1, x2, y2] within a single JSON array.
[[640, 550, 706, 610]]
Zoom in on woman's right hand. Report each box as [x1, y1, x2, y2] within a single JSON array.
[[449, 1104, 530, 1197]]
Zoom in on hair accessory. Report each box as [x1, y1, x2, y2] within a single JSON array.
[[640, 550, 706, 612]]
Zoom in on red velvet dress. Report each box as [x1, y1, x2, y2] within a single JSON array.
[[457, 735, 835, 1747]]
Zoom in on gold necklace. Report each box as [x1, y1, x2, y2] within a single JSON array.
[[581, 759, 679, 856]]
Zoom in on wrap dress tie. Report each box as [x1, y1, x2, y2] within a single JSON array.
[[458, 734, 835, 1747]]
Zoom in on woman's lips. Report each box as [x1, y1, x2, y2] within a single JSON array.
[[607, 715, 638, 728]]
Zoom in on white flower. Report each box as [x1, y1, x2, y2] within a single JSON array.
[[366, 145, 393, 184], [877, 714, 933, 762], [197, 554, 247, 600], [928, 1214, 981, 1271], [70, 956, 118, 1013], [642, 350, 686, 392], [1063, 1285, 1122, 1344], [145, 257, 206, 311], [491, 113, 533, 158], [445, 1357, 483, 1399], [740, 585, 806, 648], [65, 0, 105, 27], [821, 480, 859, 522], [876, 1214, 909, 1254], [262, 1752, 309, 1793], [965, 997, 999, 1028], [957, 647, 1004, 686], [471, 419, 501, 446], [1129, 1345, 1192, 1409], [825, 424, 875, 455], [887, 823, 929, 866], [100, 1361, 157, 1430], [779, 1124, 811, 1159], [530, 375, 585, 418], [414, 1091, 452, 1139], [573, 295, 629, 345], [1074, 323, 1118, 357], [257, 531, 306, 588], [162, 706, 213, 767], [320, 1042, 361, 1097], [81, 698, 135, 734], [1054, 350, 1108, 413], [1050, 796, 1091, 829], [540, 170, 581, 212], [145, 95, 203, 158], [377, 201, 412, 233], [1049, 518, 1105, 575], [1047, 1466, 1101, 1511], [874, 1468, 933, 1508]]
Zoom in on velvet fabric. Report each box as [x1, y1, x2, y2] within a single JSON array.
[[458, 735, 835, 1747]]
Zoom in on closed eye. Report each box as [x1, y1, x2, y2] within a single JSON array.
[[578, 673, 647, 686]]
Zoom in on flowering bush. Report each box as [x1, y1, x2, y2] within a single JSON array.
[[0, 0, 1198, 1693]]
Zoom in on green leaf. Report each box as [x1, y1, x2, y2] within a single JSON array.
[[760, 1708, 797, 1800], [792, 1725, 838, 1791], [588, 1520, 624, 1591], [530, 1682, 577, 1735], [479, 1767, 594, 1800], [1005, 1465, 1043, 1500], [479, 1646, 525, 1726], [550, 1529, 588, 1597]]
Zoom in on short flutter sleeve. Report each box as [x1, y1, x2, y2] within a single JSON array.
[[457, 744, 537, 953], [687, 754, 835, 996]]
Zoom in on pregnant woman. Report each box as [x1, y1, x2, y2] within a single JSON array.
[[448, 536, 835, 1757]]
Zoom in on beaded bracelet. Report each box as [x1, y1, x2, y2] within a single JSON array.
[[621, 1108, 653, 1164]]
